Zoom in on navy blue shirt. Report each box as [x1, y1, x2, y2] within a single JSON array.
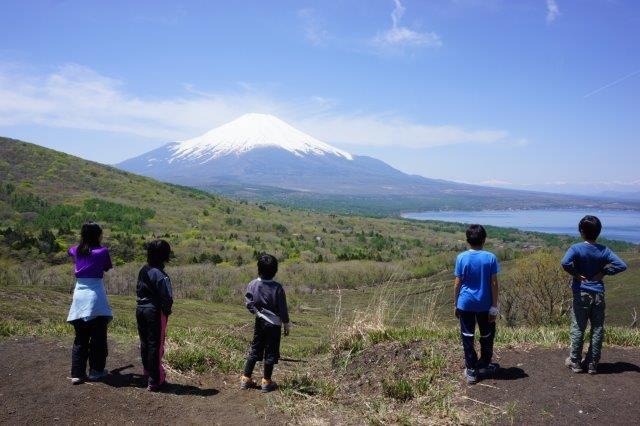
[[561, 242, 627, 293], [245, 278, 290, 324], [455, 250, 500, 312]]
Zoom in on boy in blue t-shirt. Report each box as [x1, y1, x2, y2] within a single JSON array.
[[561, 215, 627, 374], [454, 224, 500, 385]]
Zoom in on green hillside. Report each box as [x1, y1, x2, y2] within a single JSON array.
[[1, 136, 638, 312]]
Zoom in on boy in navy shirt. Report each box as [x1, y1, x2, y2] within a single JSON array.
[[454, 224, 500, 385], [561, 215, 627, 374], [240, 254, 291, 393]]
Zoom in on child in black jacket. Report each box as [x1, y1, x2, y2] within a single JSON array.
[[136, 240, 173, 391], [241, 254, 290, 393]]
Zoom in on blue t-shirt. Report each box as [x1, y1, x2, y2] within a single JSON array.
[[455, 250, 500, 312]]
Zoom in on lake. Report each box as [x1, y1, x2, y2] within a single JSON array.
[[402, 209, 640, 244]]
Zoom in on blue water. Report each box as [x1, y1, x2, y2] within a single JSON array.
[[402, 210, 640, 244]]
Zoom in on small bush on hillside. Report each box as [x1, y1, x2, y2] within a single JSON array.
[[501, 250, 571, 326]]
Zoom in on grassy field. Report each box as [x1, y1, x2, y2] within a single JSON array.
[[2, 277, 640, 424], [2, 136, 640, 423]]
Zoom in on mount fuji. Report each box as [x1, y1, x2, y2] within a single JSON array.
[[117, 113, 625, 213], [117, 113, 423, 194]]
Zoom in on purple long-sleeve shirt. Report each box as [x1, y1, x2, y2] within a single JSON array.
[[68, 246, 113, 279]]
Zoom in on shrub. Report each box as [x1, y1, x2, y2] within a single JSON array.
[[501, 250, 571, 326]]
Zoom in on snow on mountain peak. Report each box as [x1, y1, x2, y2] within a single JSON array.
[[172, 113, 353, 161]]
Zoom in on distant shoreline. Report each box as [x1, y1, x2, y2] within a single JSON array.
[[402, 209, 640, 244]]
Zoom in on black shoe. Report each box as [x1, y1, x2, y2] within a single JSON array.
[[261, 379, 278, 393], [478, 362, 500, 378]]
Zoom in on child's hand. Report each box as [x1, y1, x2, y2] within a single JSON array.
[[488, 306, 499, 323], [454, 308, 461, 319], [284, 322, 291, 336]]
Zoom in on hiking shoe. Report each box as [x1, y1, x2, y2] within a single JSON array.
[[465, 368, 478, 385], [71, 377, 85, 385], [88, 369, 109, 381], [261, 379, 278, 393], [147, 383, 160, 392], [240, 375, 257, 390], [587, 361, 598, 375], [478, 363, 500, 378], [565, 357, 583, 373]]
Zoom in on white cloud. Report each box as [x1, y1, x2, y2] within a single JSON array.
[[481, 179, 513, 186], [546, 0, 560, 24], [372, 0, 442, 50], [0, 63, 280, 140], [299, 114, 509, 149], [0, 62, 516, 151], [298, 8, 329, 47]]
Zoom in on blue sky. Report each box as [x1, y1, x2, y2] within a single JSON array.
[[1, 0, 639, 194]]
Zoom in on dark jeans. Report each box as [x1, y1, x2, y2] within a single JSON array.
[[71, 316, 109, 378], [570, 291, 605, 363], [136, 306, 168, 386], [246, 317, 282, 365], [459, 310, 496, 369]]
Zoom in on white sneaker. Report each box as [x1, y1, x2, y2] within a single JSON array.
[[71, 377, 84, 385], [88, 369, 109, 381]]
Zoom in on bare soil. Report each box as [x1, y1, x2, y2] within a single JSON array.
[[0, 337, 284, 425], [466, 347, 640, 425], [2, 338, 639, 425]]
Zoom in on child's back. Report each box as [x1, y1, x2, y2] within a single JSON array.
[[455, 249, 499, 312], [66, 222, 112, 384], [561, 242, 627, 293], [135, 240, 173, 392], [454, 225, 500, 385], [241, 254, 290, 393], [245, 278, 289, 325], [561, 215, 627, 375]]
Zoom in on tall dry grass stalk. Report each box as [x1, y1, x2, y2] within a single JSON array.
[[330, 266, 449, 353]]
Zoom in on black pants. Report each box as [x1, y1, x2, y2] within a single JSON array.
[[136, 306, 168, 386], [247, 317, 281, 365], [459, 310, 495, 369], [71, 316, 109, 378]]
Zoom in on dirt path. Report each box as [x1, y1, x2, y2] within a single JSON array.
[[2, 339, 640, 425], [0, 338, 284, 425], [466, 347, 640, 425]]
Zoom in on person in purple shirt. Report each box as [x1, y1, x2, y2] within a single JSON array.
[[66, 222, 113, 385], [561, 215, 627, 374]]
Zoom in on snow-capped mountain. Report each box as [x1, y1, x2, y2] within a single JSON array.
[[172, 113, 353, 162], [117, 113, 421, 195], [117, 113, 621, 211]]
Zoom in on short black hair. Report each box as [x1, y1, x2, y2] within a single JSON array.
[[257, 254, 278, 280], [579, 215, 602, 241], [147, 239, 171, 268], [466, 224, 487, 246]]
